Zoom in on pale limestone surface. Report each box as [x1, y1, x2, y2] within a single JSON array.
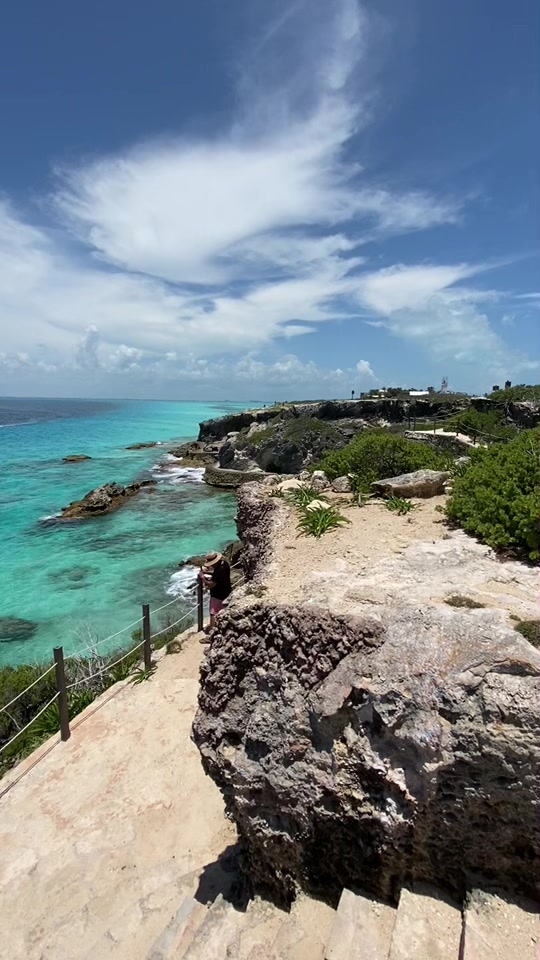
[[0, 634, 236, 960]]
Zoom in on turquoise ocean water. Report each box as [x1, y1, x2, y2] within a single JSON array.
[[0, 397, 252, 667]]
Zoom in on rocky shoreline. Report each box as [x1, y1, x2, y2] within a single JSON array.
[[185, 396, 540, 487]]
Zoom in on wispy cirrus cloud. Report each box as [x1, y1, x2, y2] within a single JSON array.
[[0, 0, 537, 397]]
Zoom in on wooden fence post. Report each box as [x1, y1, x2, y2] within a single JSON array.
[[142, 604, 152, 670], [197, 577, 204, 632], [53, 647, 70, 742]]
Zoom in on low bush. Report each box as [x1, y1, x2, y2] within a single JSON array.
[[488, 384, 540, 403], [445, 595, 485, 609], [318, 431, 450, 491], [450, 408, 517, 442], [385, 497, 415, 515], [514, 620, 540, 648], [446, 430, 540, 561]]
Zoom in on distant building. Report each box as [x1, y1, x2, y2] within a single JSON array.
[[492, 385, 500, 392], [505, 380, 512, 389], [409, 390, 430, 397]]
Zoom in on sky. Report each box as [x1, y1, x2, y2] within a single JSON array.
[[0, 0, 538, 401]]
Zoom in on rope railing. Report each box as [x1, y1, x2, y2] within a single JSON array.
[[65, 638, 147, 691], [0, 694, 59, 756], [0, 664, 56, 717], [66, 614, 145, 662], [0, 556, 249, 765]]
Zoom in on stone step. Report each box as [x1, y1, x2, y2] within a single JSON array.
[[270, 894, 336, 960], [462, 890, 540, 960], [387, 884, 462, 960], [146, 897, 208, 959], [179, 893, 246, 959], [80, 867, 206, 960], [324, 888, 397, 960]]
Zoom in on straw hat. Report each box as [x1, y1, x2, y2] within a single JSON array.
[[204, 552, 223, 566]]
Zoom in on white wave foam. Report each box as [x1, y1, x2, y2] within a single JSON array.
[[151, 458, 205, 484], [166, 566, 198, 600]]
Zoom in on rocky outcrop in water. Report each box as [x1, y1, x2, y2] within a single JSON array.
[[58, 481, 156, 520], [62, 454, 91, 462], [126, 442, 159, 450], [0, 617, 37, 642]]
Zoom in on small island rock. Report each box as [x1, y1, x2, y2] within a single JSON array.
[[59, 481, 156, 520]]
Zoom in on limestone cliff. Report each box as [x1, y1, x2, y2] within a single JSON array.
[[192, 485, 540, 906]]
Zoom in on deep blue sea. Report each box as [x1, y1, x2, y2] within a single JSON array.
[[0, 397, 252, 667]]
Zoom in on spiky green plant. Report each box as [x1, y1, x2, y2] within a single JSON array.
[[385, 497, 415, 515], [287, 485, 329, 508], [296, 505, 350, 539], [130, 664, 156, 685]]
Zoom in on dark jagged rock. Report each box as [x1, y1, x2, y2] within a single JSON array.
[[193, 483, 540, 907], [62, 454, 91, 462], [198, 398, 540, 451], [193, 601, 540, 906], [58, 481, 156, 520], [126, 442, 159, 450], [0, 617, 37, 642], [169, 441, 217, 465]]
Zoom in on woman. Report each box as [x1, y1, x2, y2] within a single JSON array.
[[199, 552, 232, 632]]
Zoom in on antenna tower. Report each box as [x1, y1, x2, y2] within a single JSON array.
[[440, 376, 449, 394]]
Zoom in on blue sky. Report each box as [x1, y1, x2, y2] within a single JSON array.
[[0, 0, 538, 400]]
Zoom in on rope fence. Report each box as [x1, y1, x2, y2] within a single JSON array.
[[0, 557, 248, 762], [0, 694, 59, 756]]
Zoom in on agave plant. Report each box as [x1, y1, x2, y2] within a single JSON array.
[[384, 497, 415, 515], [297, 505, 350, 539], [287, 485, 329, 508]]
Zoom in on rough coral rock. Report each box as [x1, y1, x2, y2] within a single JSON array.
[[372, 469, 451, 499], [58, 480, 155, 519], [331, 475, 352, 493], [193, 601, 540, 906]]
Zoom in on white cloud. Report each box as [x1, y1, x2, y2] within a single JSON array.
[[0, 0, 536, 396], [356, 359, 377, 380], [355, 263, 537, 377]]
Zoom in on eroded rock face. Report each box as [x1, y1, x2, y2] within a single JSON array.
[[58, 481, 156, 519], [193, 599, 540, 906]]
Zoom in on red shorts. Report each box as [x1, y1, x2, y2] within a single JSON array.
[[209, 597, 225, 616]]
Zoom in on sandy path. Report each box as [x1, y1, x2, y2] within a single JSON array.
[[0, 633, 236, 960], [265, 494, 449, 606]]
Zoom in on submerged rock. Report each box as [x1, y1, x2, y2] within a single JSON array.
[[126, 442, 159, 450], [62, 454, 91, 462], [58, 481, 156, 520], [0, 617, 37, 642]]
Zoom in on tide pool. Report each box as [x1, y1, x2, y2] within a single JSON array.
[[0, 398, 253, 666]]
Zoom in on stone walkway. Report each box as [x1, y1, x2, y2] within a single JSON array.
[[0, 633, 236, 960]]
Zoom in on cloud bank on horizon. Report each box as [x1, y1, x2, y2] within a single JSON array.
[[0, 0, 538, 399]]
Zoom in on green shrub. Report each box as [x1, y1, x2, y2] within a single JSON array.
[[450, 408, 517, 442], [445, 595, 485, 609], [318, 431, 450, 491], [488, 384, 540, 403], [514, 620, 540, 647], [446, 430, 540, 561]]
